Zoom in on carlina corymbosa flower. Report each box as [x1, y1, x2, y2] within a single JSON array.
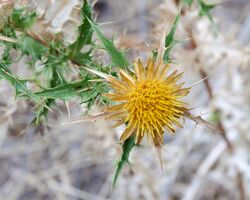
[[102, 58, 190, 148], [83, 52, 191, 153], [76, 20, 214, 156]]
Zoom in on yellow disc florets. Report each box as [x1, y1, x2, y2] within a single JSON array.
[[104, 58, 190, 147]]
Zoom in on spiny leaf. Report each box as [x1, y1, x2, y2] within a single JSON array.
[[69, 0, 93, 59], [181, 0, 217, 32], [32, 98, 55, 125], [0, 23, 16, 38], [0, 23, 18, 64], [198, 0, 215, 18], [80, 80, 109, 109], [87, 18, 129, 69], [19, 35, 48, 65], [71, 51, 92, 66], [10, 8, 37, 31], [0, 63, 41, 103], [35, 80, 88, 100], [113, 135, 136, 187], [33, 41, 68, 124], [1, 42, 17, 65], [198, 0, 217, 31], [163, 12, 180, 64]]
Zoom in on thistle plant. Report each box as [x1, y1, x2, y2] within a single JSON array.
[[0, 0, 218, 188], [82, 13, 216, 186]]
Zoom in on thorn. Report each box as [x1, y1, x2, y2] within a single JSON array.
[[156, 146, 164, 170], [62, 112, 107, 125], [99, 21, 117, 26], [188, 76, 208, 88], [65, 102, 71, 119], [82, 66, 109, 79]]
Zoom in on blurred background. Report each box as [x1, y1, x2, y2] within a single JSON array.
[[0, 0, 250, 199]]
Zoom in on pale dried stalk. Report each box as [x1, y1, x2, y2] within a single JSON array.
[[179, 5, 246, 200], [182, 141, 227, 200]]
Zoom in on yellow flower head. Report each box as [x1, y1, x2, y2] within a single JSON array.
[[104, 58, 190, 147]]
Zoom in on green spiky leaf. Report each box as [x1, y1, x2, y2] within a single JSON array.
[[0, 63, 41, 103], [36, 80, 88, 100], [19, 35, 48, 65], [87, 18, 129, 69], [32, 41, 68, 124], [163, 12, 180, 63], [69, 0, 93, 61], [72, 51, 92, 66], [32, 98, 55, 125], [10, 8, 37, 30], [198, 0, 217, 28], [113, 135, 136, 187]]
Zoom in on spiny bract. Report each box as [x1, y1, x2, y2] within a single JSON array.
[[104, 58, 190, 147]]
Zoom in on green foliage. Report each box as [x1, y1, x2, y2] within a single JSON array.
[[0, 24, 18, 65], [1, 23, 16, 38], [163, 12, 180, 63], [80, 80, 109, 109], [10, 8, 37, 31], [182, 0, 217, 29], [0, 63, 41, 103], [71, 52, 92, 66], [0, 1, 106, 125], [198, 0, 216, 25], [20, 35, 48, 65], [87, 18, 129, 69], [69, 0, 93, 61], [36, 79, 87, 100], [182, 0, 194, 6], [32, 40, 68, 125], [113, 135, 136, 187], [32, 99, 54, 125], [65, 1, 95, 68]]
